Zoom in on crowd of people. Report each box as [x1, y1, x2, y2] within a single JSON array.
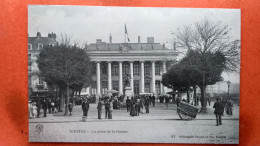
[[29, 94, 234, 124], [80, 94, 173, 120], [29, 98, 59, 118]]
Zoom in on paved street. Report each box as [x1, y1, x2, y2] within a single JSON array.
[[29, 102, 239, 144]]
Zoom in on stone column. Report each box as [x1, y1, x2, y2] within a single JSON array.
[[151, 61, 156, 94], [140, 61, 145, 93], [130, 61, 134, 93], [119, 61, 123, 95], [96, 62, 101, 97], [107, 61, 112, 90], [162, 61, 167, 94]]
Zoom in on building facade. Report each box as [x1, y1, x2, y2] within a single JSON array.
[[83, 35, 178, 97], [28, 32, 57, 97]]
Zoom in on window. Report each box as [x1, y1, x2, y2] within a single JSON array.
[[101, 64, 107, 74], [155, 63, 160, 75], [102, 81, 108, 94], [28, 54, 31, 61], [91, 81, 97, 95], [144, 63, 150, 75], [39, 76, 43, 85], [133, 63, 140, 75], [145, 80, 150, 93], [38, 43, 43, 49], [123, 64, 129, 75], [156, 80, 161, 94], [91, 63, 96, 75], [112, 81, 119, 91], [112, 64, 118, 75], [28, 44, 32, 50]]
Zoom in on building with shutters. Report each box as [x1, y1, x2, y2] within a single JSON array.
[[28, 32, 57, 97]]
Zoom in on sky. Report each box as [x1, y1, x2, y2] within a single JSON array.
[[28, 5, 240, 83]]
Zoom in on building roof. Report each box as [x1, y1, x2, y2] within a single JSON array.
[[28, 32, 57, 50], [86, 43, 169, 51]]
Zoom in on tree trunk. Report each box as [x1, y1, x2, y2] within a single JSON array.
[[193, 85, 197, 106], [199, 86, 207, 113], [59, 90, 65, 112], [186, 89, 190, 103], [64, 85, 69, 115]]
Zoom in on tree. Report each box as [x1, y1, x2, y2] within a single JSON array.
[[37, 43, 92, 115], [171, 19, 240, 112]]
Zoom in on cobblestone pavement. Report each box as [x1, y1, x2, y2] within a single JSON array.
[[29, 102, 239, 144]]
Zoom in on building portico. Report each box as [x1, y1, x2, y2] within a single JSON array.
[[83, 36, 178, 97]]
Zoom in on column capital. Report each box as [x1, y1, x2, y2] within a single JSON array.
[[129, 61, 134, 63], [95, 61, 101, 64], [118, 61, 123, 63], [106, 61, 112, 63]]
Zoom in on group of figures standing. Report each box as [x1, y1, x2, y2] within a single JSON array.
[[29, 98, 59, 118]]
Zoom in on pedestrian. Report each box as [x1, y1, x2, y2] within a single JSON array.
[[145, 97, 150, 113], [47, 99, 52, 114], [176, 96, 181, 107], [68, 102, 73, 116], [97, 99, 103, 119], [136, 97, 140, 115], [152, 94, 156, 107], [213, 97, 225, 126], [36, 99, 41, 118], [42, 99, 48, 117], [130, 97, 136, 116], [104, 99, 110, 119], [32, 102, 37, 118], [165, 95, 169, 109], [126, 96, 131, 112], [51, 100, 55, 113], [108, 99, 113, 119], [140, 97, 144, 113], [84, 99, 90, 118]]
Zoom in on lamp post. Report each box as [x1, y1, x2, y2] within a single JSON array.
[[227, 80, 231, 97]]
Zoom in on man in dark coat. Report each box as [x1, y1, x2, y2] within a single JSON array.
[[36, 99, 41, 118], [176, 97, 181, 107], [165, 95, 169, 109], [213, 97, 225, 126], [104, 99, 110, 119], [82, 98, 90, 117], [126, 97, 131, 112], [145, 97, 150, 113], [42, 99, 48, 117], [152, 94, 156, 107], [97, 99, 103, 119]]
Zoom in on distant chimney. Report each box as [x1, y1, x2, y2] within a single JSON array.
[[96, 39, 102, 45], [109, 34, 112, 43], [37, 32, 41, 38], [147, 37, 154, 43], [48, 32, 56, 40], [138, 36, 141, 43]]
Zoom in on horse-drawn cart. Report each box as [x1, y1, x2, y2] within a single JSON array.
[[177, 101, 199, 120]]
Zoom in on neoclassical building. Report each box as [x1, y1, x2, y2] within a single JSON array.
[[82, 35, 178, 97]]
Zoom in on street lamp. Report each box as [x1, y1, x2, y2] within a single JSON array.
[[227, 80, 231, 97]]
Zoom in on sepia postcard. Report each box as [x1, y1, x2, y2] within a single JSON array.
[[28, 5, 240, 144]]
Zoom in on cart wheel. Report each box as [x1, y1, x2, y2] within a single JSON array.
[[177, 109, 193, 120]]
